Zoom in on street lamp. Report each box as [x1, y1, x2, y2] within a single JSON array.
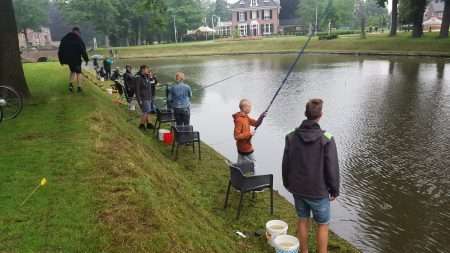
[[173, 15, 178, 43], [211, 15, 219, 40]]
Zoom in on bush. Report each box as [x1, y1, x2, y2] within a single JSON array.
[[318, 34, 338, 40], [316, 30, 359, 36]]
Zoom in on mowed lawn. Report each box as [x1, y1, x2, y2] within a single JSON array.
[[96, 32, 450, 59], [0, 63, 359, 253]]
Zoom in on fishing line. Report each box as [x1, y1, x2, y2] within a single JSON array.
[[156, 71, 246, 92], [257, 0, 334, 130]]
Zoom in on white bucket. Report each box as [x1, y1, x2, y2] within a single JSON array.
[[273, 235, 299, 253], [100, 77, 105, 82], [158, 129, 170, 141], [128, 104, 136, 111], [266, 220, 289, 247], [106, 88, 113, 95]]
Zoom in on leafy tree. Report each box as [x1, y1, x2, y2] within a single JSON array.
[[280, 0, 300, 20], [366, 0, 389, 29], [355, 0, 367, 39], [296, 0, 354, 31], [399, 0, 429, 37], [440, 0, 450, 38], [0, 0, 30, 97], [59, 0, 120, 47], [13, 0, 49, 47], [377, 0, 399, 36], [333, 0, 356, 28], [214, 0, 231, 22], [166, 0, 204, 40]]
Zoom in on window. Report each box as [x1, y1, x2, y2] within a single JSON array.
[[251, 0, 258, 6], [239, 12, 246, 21], [252, 11, 257, 20], [263, 23, 272, 35], [239, 24, 248, 36], [252, 24, 258, 36], [264, 10, 271, 20]]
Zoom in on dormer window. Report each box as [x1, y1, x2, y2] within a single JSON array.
[[240, 0, 245, 5], [251, 0, 258, 7]]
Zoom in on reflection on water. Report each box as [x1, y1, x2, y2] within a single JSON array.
[[119, 54, 450, 253]]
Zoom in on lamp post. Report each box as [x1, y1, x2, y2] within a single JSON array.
[[211, 15, 219, 40], [173, 15, 178, 43]]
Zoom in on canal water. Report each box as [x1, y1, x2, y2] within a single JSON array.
[[119, 54, 450, 253]]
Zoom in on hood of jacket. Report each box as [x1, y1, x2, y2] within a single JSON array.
[[295, 120, 323, 143], [233, 111, 248, 122]]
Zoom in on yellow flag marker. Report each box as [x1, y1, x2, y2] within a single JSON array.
[[20, 178, 48, 207]]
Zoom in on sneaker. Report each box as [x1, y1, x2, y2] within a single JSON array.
[[139, 124, 146, 131], [146, 123, 154, 130], [69, 83, 74, 92], [77, 87, 83, 93]]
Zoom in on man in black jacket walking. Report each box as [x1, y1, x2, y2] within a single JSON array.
[[282, 98, 340, 253], [58, 27, 89, 93]]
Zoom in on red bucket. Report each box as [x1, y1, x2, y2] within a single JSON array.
[[163, 132, 173, 145]]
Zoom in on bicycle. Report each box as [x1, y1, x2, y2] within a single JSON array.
[[0, 85, 24, 121]]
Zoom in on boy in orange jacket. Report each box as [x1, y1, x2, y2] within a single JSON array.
[[233, 99, 266, 165]]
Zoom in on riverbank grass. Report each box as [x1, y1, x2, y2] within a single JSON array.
[[96, 32, 450, 59], [0, 63, 359, 252]]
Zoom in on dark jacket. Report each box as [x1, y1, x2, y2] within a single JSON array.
[[123, 71, 135, 90], [58, 32, 88, 65], [135, 73, 153, 102], [282, 120, 340, 199], [150, 75, 158, 96]]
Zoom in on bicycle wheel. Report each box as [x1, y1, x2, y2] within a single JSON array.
[[0, 106, 3, 123], [0, 85, 23, 120]]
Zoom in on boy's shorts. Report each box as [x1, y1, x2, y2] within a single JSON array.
[[68, 64, 82, 74], [294, 196, 330, 224], [140, 100, 152, 113]]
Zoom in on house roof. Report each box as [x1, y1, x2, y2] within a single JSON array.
[[230, 0, 280, 10]]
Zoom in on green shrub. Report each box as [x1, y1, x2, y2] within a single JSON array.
[[318, 34, 339, 40]]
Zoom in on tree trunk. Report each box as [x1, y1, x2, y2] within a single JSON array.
[[137, 22, 142, 46], [358, 0, 367, 39], [104, 35, 110, 48], [23, 28, 30, 48], [0, 0, 30, 97], [412, 13, 424, 38], [390, 0, 398, 36], [440, 0, 450, 38], [360, 16, 367, 39], [412, 0, 427, 38]]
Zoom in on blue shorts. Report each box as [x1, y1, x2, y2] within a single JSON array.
[[294, 196, 330, 224], [141, 100, 152, 113]]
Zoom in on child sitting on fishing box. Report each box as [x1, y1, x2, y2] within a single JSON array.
[[233, 99, 267, 166]]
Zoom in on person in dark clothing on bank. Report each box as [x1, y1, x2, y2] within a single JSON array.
[[282, 98, 340, 253], [58, 27, 89, 93], [123, 65, 135, 103], [148, 69, 159, 113], [103, 57, 113, 80], [93, 58, 99, 70], [135, 65, 154, 130]]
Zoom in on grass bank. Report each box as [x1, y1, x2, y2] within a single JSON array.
[[0, 63, 359, 252], [96, 32, 450, 59]]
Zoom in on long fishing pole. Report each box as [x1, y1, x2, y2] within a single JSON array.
[[157, 71, 246, 91], [198, 71, 246, 90], [257, 0, 333, 129]]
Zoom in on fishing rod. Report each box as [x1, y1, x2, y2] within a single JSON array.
[[157, 71, 246, 91], [256, 0, 334, 130]]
